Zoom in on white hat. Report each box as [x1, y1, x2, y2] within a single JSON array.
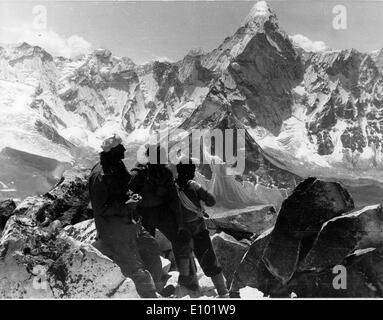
[[101, 134, 123, 152]]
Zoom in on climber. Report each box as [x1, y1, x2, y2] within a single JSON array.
[[129, 144, 198, 291], [175, 157, 229, 298], [88, 134, 174, 298]]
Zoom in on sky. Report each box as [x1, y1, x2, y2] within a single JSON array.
[[0, 1, 383, 64]]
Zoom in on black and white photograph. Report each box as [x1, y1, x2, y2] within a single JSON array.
[[0, 0, 383, 304]]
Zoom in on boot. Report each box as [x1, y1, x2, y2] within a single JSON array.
[[158, 284, 176, 298], [211, 272, 229, 298], [130, 269, 158, 298], [177, 258, 199, 291], [178, 274, 199, 292], [156, 274, 176, 297]]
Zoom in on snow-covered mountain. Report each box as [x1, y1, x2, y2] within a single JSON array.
[[1, 1, 383, 200]]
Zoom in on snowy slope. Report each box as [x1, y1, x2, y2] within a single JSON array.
[[2, 1, 383, 199]]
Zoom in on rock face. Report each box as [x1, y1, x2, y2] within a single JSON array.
[[48, 239, 140, 299], [0, 215, 139, 299], [298, 204, 383, 272], [262, 177, 354, 284], [0, 168, 141, 299], [230, 178, 383, 298], [211, 232, 249, 286], [14, 167, 92, 227]]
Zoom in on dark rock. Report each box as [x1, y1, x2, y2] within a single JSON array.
[[34, 119, 74, 149], [341, 127, 367, 153], [289, 248, 382, 298], [263, 178, 354, 283], [231, 179, 383, 298], [229, 228, 274, 296], [317, 130, 334, 156], [298, 204, 383, 272], [211, 232, 248, 286], [0, 199, 16, 231]]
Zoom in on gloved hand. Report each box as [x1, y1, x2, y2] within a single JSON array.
[[177, 227, 191, 243], [125, 193, 142, 211]]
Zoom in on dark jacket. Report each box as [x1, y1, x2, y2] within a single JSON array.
[[129, 163, 184, 228], [89, 162, 133, 244]]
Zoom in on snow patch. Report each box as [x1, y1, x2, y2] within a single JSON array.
[[239, 286, 266, 299], [266, 34, 281, 52], [246, 1, 271, 19]]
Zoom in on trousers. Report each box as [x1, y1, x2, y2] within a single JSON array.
[[184, 218, 222, 277], [93, 223, 163, 297]]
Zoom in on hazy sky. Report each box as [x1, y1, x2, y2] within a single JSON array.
[[1, 1, 383, 64]]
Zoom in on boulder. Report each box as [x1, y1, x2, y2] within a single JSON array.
[[0, 199, 16, 232], [288, 248, 383, 298], [262, 178, 354, 284], [231, 178, 383, 298], [48, 239, 140, 299], [0, 215, 58, 299], [229, 228, 278, 297], [211, 232, 248, 286], [298, 204, 383, 272], [0, 215, 139, 299]]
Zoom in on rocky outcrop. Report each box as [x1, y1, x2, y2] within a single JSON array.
[[0, 199, 16, 232], [230, 178, 383, 298], [211, 232, 249, 286], [262, 177, 354, 283], [298, 204, 383, 272], [0, 210, 215, 299], [14, 167, 92, 227], [0, 167, 143, 299], [0, 161, 284, 299], [0, 214, 139, 299]]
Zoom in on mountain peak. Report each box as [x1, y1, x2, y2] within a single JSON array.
[[1, 42, 53, 62], [242, 1, 277, 28]]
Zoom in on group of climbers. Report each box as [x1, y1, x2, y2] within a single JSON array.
[[88, 134, 229, 298]]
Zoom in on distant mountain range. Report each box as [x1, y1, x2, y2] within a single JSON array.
[[1, 1, 383, 200]]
